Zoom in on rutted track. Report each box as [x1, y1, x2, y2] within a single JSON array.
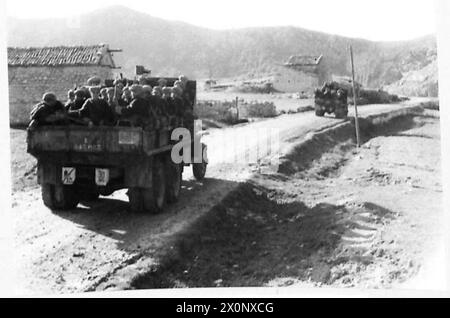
[[12, 101, 428, 294]]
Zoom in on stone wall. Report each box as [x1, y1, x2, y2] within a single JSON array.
[[8, 65, 113, 126]]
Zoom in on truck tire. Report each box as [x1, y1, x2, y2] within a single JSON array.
[[128, 188, 144, 213], [315, 107, 325, 117], [53, 184, 79, 210], [165, 161, 182, 203], [78, 186, 100, 201], [192, 143, 208, 180], [82, 192, 100, 201], [142, 159, 166, 213], [335, 108, 348, 119], [41, 183, 55, 209]]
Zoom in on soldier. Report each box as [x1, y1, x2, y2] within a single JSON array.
[[100, 87, 108, 100], [152, 86, 163, 98], [150, 85, 168, 127], [176, 75, 193, 116], [29, 92, 67, 128], [119, 78, 128, 87], [143, 84, 157, 107], [162, 86, 171, 100], [68, 86, 115, 126], [66, 89, 75, 106], [142, 85, 153, 99], [337, 88, 347, 103], [113, 81, 127, 107], [122, 87, 133, 105], [171, 86, 185, 121], [161, 86, 175, 124], [106, 87, 116, 107], [145, 84, 167, 126], [87, 76, 102, 86], [115, 84, 153, 127], [75, 86, 91, 100], [66, 90, 87, 112], [174, 80, 184, 91], [157, 78, 167, 88], [139, 76, 151, 86], [175, 85, 194, 129], [178, 75, 188, 90]]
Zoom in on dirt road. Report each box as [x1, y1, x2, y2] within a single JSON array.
[[11, 101, 434, 294], [133, 109, 444, 290]]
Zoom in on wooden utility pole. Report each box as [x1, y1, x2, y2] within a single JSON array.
[[235, 96, 239, 121], [350, 46, 361, 147]]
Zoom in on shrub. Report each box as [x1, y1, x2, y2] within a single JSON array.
[[356, 89, 400, 105], [195, 99, 278, 125]]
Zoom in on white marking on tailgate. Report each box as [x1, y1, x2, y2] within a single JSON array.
[[118, 131, 139, 145], [62, 167, 76, 185], [95, 168, 109, 186]]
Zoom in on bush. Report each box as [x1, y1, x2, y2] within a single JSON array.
[[195, 99, 278, 125], [244, 101, 277, 118], [357, 89, 400, 105], [229, 82, 276, 94], [420, 100, 439, 110], [195, 100, 236, 123]]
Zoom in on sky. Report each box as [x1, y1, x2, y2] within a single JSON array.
[[5, 0, 437, 41]]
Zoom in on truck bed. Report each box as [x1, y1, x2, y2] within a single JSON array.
[[27, 125, 172, 157]]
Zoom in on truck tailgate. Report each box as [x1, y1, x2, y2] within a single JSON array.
[[28, 127, 149, 154]]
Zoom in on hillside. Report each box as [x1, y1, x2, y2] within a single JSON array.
[[6, 5, 438, 96]]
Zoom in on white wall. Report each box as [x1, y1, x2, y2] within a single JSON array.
[[9, 65, 113, 125], [273, 68, 320, 93]]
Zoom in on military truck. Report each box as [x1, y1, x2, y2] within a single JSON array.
[[314, 82, 349, 119], [27, 78, 208, 213]]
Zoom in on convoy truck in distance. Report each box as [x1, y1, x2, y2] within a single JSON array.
[[314, 82, 349, 119], [26, 78, 208, 213]]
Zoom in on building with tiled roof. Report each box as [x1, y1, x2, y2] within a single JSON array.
[[284, 55, 323, 67], [272, 54, 329, 93], [7, 44, 117, 67], [8, 44, 121, 125]]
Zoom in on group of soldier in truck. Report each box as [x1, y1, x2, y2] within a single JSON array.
[[26, 74, 207, 213], [29, 75, 194, 131], [314, 81, 349, 119]]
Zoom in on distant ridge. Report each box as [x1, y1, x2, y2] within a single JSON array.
[[7, 5, 438, 96]]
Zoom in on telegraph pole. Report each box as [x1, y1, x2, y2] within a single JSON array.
[[235, 96, 239, 121], [350, 46, 361, 147]]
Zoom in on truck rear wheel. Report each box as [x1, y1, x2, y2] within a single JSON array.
[[53, 184, 80, 210], [78, 186, 100, 201], [143, 159, 166, 213], [166, 161, 182, 203], [128, 160, 167, 213], [41, 183, 55, 209], [335, 108, 348, 119], [41, 183, 79, 210], [315, 107, 325, 117], [83, 192, 100, 201], [192, 143, 208, 180], [128, 188, 144, 213]]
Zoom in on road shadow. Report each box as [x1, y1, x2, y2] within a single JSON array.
[[131, 182, 396, 289], [49, 177, 240, 251]]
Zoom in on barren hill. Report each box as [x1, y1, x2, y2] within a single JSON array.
[[7, 5, 438, 96]]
